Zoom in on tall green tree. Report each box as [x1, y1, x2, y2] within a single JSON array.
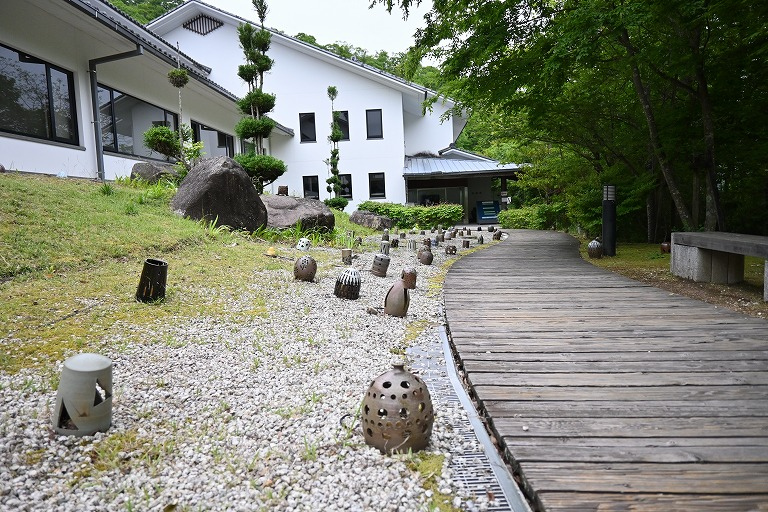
[[233, 0, 286, 190], [325, 86, 343, 197]]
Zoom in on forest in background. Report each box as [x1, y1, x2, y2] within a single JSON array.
[[115, 0, 768, 240]]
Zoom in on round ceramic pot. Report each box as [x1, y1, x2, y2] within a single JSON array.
[[493, 230, 502, 241], [587, 239, 603, 258], [296, 237, 311, 251], [362, 364, 434, 454], [445, 245, 457, 255], [293, 255, 317, 282], [418, 249, 434, 265], [661, 242, 671, 254]]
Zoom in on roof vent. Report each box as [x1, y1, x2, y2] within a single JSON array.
[[183, 14, 223, 35]]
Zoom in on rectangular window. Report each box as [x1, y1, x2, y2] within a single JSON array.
[[98, 84, 177, 158], [369, 172, 386, 199], [303, 175, 319, 199], [339, 173, 352, 199], [366, 109, 383, 139], [299, 112, 316, 142], [0, 43, 78, 144], [192, 120, 233, 157], [335, 110, 349, 141]]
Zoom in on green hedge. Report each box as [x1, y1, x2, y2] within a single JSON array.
[[357, 201, 464, 229], [497, 203, 568, 230]]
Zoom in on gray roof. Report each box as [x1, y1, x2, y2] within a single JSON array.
[[404, 157, 520, 178]]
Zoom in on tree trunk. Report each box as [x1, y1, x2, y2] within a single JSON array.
[[620, 29, 694, 230]]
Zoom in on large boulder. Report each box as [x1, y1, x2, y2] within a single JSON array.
[[171, 156, 267, 231], [350, 210, 393, 231], [261, 195, 335, 232], [131, 161, 179, 183]]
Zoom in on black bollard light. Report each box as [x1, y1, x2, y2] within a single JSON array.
[[602, 185, 616, 257]]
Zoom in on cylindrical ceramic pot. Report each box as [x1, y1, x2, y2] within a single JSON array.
[[462, 240, 470, 249], [587, 238, 603, 259], [371, 253, 391, 277], [380, 241, 390, 255], [341, 248, 352, 265]]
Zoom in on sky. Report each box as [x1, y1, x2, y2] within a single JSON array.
[[206, 0, 433, 55]]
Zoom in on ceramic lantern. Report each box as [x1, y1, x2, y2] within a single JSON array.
[[587, 238, 603, 258], [53, 353, 113, 436], [418, 248, 434, 265], [371, 254, 391, 278], [445, 245, 457, 255], [384, 277, 410, 317], [293, 255, 317, 282], [334, 268, 361, 299], [661, 242, 671, 254], [493, 230, 502, 241], [362, 364, 434, 454], [390, 239, 399, 249], [296, 237, 311, 251]]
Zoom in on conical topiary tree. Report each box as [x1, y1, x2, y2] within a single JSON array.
[[233, 0, 286, 191], [324, 86, 348, 210]]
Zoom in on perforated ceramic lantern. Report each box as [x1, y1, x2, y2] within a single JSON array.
[[53, 353, 113, 436], [587, 238, 603, 259], [334, 268, 361, 300], [371, 254, 391, 278], [362, 364, 434, 454], [493, 230, 502, 241], [293, 255, 317, 282], [445, 245, 457, 255], [296, 237, 311, 251]]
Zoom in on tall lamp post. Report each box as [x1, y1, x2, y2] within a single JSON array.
[[602, 185, 616, 256]]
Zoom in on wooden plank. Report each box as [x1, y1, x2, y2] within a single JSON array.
[[519, 462, 768, 494], [537, 493, 768, 512], [443, 230, 768, 510]]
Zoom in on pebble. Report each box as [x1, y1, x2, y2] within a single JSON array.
[[0, 232, 503, 511]]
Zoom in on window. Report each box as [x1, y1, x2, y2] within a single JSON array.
[[339, 173, 352, 198], [303, 175, 319, 199], [366, 109, 383, 139], [299, 112, 316, 142], [98, 84, 177, 158], [369, 172, 386, 199], [335, 110, 349, 141], [192, 120, 233, 157], [0, 43, 78, 144]]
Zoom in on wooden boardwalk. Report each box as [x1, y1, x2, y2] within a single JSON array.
[[443, 230, 768, 511]]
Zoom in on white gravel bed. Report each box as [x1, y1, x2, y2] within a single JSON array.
[[0, 232, 500, 511]]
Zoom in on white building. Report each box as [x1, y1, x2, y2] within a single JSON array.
[[1, 0, 517, 220]]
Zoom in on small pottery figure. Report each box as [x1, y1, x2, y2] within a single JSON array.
[[445, 245, 457, 255], [361, 364, 434, 454], [296, 237, 311, 251], [660, 242, 671, 254], [293, 255, 317, 282], [418, 248, 434, 265], [382, 232, 390, 242], [422, 238, 432, 248]]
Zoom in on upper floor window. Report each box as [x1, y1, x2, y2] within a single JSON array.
[[98, 84, 177, 158], [366, 109, 383, 139], [335, 110, 350, 141], [339, 173, 352, 198], [303, 175, 319, 199], [299, 112, 316, 142], [192, 120, 233, 157], [369, 172, 386, 199], [0, 43, 78, 144]]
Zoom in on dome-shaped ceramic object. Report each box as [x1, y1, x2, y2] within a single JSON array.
[[362, 364, 434, 454], [418, 248, 434, 265], [334, 268, 361, 300], [384, 279, 409, 317], [587, 238, 603, 259], [445, 245, 457, 255], [293, 255, 317, 282], [296, 237, 311, 251], [493, 230, 502, 241]]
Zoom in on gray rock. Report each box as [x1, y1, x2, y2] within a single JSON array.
[[170, 156, 267, 232], [130, 161, 179, 183], [349, 210, 393, 231], [261, 195, 335, 233]]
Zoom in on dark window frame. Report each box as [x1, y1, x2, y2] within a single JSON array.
[[191, 120, 234, 157], [98, 84, 177, 158], [302, 175, 320, 199], [299, 112, 316, 143], [0, 43, 79, 145], [365, 109, 383, 139], [368, 172, 386, 199], [339, 173, 353, 199], [334, 110, 350, 141]]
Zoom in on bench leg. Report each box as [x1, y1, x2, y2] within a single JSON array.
[[671, 244, 744, 284]]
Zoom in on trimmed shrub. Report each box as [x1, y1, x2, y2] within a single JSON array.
[[357, 201, 463, 229], [324, 197, 349, 211]]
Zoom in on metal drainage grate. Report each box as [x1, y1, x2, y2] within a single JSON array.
[[407, 327, 530, 512]]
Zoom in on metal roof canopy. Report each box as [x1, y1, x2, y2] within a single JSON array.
[[404, 157, 521, 179]]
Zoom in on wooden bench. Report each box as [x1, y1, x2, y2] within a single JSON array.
[[670, 231, 768, 301]]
